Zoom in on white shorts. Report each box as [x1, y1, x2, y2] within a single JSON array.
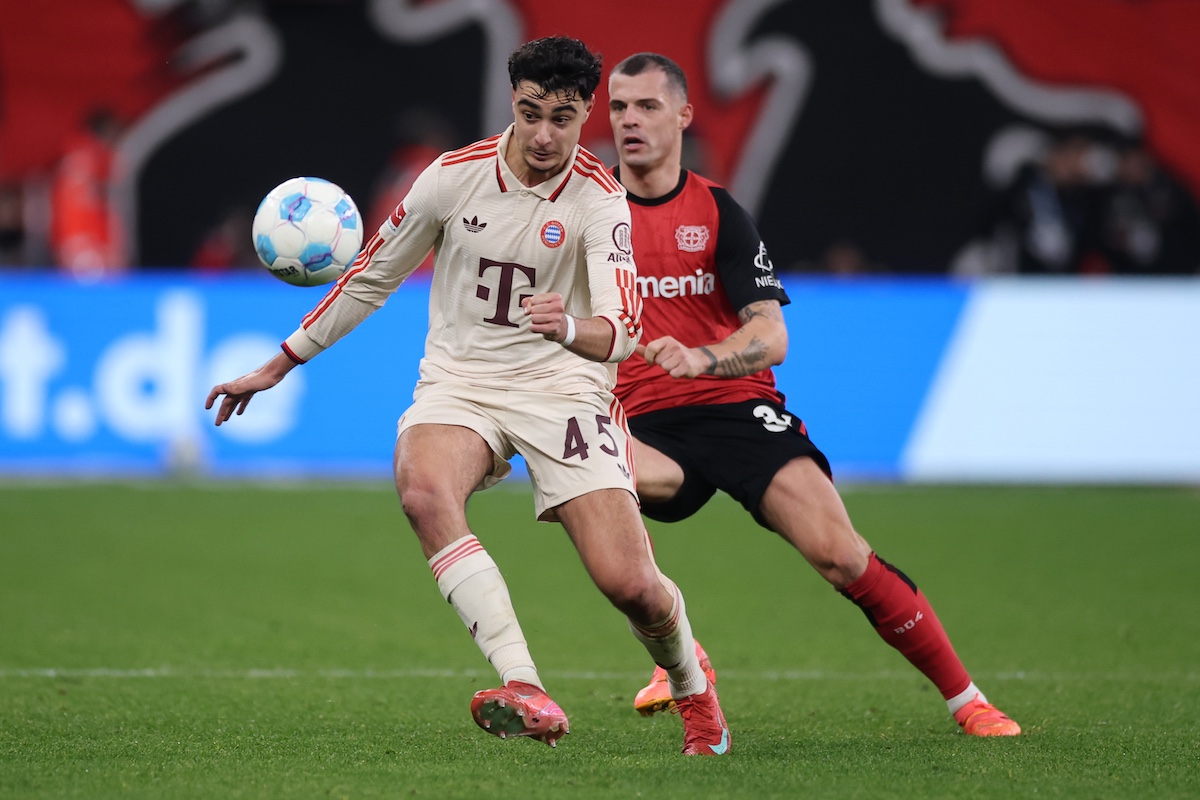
[[397, 381, 638, 521]]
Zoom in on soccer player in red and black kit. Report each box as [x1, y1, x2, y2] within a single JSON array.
[[607, 52, 1020, 736]]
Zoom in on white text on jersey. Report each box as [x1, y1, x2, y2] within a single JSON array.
[[636, 269, 716, 299]]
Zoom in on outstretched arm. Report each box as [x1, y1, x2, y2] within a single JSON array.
[[205, 350, 298, 426], [637, 299, 787, 379]]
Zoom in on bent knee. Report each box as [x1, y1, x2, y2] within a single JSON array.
[[810, 540, 872, 590], [597, 575, 664, 619], [396, 480, 457, 527]]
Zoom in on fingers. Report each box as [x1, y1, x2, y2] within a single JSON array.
[[207, 386, 227, 425], [521, 292, 564, 316], [215, 396, 235, 427], [208, 386, 252, 426], [667, 361, 692, 379], [641, 336, 673, 366], [641, 336, 697, 378], [522, 292, 566, 338], [658, 352, 687, 378], [641, 340, 660, 362]]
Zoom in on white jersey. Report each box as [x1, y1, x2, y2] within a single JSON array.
[[283, 125, 642, 394]]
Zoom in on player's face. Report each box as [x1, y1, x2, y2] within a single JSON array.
[[608, 68, 692, 172], [509, 80, 594, 183]]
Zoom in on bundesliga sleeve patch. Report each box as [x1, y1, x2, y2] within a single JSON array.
[[610, 222, 632, 263], [387, 202, 406, 231]]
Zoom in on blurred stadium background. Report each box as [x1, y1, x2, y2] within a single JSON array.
[[1, 0, 1198, 483], [4, 6, 1200, 796]]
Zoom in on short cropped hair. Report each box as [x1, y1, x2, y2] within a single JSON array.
[[508, 36, 603, 101], [611, 52, 688, 101]]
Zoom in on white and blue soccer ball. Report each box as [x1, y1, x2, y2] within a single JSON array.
[[252, 176, 364, 286]]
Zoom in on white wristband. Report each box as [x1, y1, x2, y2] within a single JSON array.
[[561, 314, 577, 346]]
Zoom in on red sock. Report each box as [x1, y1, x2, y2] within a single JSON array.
[[841, 553, 971, 700]]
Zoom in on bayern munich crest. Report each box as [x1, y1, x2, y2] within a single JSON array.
[[675, 225, 709, 252], [540, 220, 565, 248]]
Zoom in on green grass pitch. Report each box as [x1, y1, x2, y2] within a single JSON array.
[[2, 481, 1198, 799]]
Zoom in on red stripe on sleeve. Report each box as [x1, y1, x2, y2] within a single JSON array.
[[567, 147, 623, 195], [615, 269, 642, 337], [442, 150, 498, 167], [301, 234, 384, 328], [600, 316, 619, 361], [572, 163, 622, 194], [443, 134, 501, 161], [280, 341, 306, 365]]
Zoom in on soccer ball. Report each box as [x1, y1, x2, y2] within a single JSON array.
[[252, 176, 364, 286]]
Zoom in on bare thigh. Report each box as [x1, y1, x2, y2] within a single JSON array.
[[759, 456, 872, 589], [394, 423, 495, 558], [554, 488, 672, 623], [630, 437, 685, 504]]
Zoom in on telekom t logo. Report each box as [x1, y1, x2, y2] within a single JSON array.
[[477, 259, 536, 327]]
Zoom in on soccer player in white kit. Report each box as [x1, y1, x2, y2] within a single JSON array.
[[206, 36, 730, 755]]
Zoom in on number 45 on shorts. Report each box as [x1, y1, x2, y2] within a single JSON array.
[[562, 414, 621, 461]]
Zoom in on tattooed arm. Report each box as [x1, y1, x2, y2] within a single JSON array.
[[636, 299, 788, 379]]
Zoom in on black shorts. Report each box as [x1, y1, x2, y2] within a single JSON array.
[[628, 399, 831, 528]]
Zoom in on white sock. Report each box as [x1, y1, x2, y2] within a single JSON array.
[[628, 579, 707, 699], [429, 535, 541, 688], [946, 681, 986, 714]]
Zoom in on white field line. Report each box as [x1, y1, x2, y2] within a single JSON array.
[[0, 667, 1194, 681]]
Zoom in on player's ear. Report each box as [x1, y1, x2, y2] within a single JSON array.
[[679, 102, 694, 131]]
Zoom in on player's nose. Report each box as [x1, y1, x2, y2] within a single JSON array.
[[533, 120, 556, 143]]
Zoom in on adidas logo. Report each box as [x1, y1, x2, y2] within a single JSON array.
[[463, 215, 487, 233]]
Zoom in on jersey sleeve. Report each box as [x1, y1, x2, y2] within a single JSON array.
[[710, 187, 790, 313], [282, 159, 444, 363], [582, 191, 642, 362]]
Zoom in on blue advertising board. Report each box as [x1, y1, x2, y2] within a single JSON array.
[[2, 274, 1198, 483], [0, 274, 425, 477]]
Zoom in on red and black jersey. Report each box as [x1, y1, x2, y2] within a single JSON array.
[[614, 168, 790, 417]]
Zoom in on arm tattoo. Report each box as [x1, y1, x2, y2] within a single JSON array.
[[708, 337, 769, 377], [700, 300, 781, 377], [737, 301, 783, 326]]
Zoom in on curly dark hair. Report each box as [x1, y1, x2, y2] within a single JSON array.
[[508, 36, 602, 101]]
